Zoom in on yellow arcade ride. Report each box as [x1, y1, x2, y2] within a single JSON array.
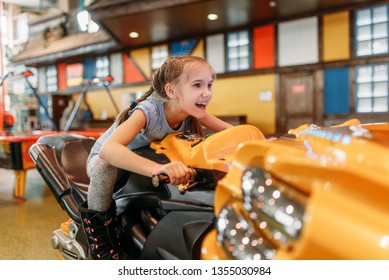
[[201, 119, 389, 260]]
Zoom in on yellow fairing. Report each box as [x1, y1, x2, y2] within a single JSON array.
[[151, 124, 265, 172], [202, 121, 389, 260]]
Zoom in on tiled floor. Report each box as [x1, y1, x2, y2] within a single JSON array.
[[0, 168, 68, 260]]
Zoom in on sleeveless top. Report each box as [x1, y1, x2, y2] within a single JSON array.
[[88, 96, 188, 161]]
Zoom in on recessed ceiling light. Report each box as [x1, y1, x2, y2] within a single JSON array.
[[207, 13, 218, 21], [129, 32, 139, 38], [269, 1, 277, 8]]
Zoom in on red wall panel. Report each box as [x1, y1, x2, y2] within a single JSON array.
[[123, 53, 146, 83], [253, 25, 275, 69], [57, 63, 67, 90]]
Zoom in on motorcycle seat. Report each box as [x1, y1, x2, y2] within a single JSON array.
[[61, 138, 93, 186], [61, 137, 95, 203], [35, 133, 95, 201]]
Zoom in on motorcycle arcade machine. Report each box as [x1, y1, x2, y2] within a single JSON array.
[[29, 121, 264, 260]]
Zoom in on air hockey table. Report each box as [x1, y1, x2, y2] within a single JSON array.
[[0, 130, 103, 203]]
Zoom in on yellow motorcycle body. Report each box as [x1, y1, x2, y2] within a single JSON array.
[[201, 119, 389, 260], [151, 124, 265, 172]]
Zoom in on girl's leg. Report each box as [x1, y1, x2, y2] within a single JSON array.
[[87, 156, 117, 211], [79, 156, 128, 260]]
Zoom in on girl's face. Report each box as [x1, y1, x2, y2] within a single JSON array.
[[171, 62, 214, 119]]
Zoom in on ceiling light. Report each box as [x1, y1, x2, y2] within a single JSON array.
[[207, 13, 218, 21], [269, 1, 277, 8], [129, 32, 139, 38]]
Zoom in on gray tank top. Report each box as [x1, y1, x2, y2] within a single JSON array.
[[88, 96, 188, 161]]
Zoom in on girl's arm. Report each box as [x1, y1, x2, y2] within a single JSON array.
[[99, 109, 190, 185], [200, 113, 233, 132]]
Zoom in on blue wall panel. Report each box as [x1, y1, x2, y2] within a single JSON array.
[[84, 58, 95, 79], [170, 39, 197, 56], [324, 67, 349, 114]]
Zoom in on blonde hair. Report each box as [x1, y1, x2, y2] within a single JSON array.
[[115, 55, 216, 137]]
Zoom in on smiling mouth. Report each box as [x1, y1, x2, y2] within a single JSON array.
[[195, 102, 207, 109]]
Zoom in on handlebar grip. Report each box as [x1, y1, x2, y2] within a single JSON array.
[[151, 168, 197, 188], [151, 174, 170, 187]]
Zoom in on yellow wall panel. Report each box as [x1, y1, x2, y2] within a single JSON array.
[[323, 11, 350, 61], [130, 48, 151, 79], [209, 74, 276, 134], [191, 39, 205, 58], [85, 85, 150, 119]]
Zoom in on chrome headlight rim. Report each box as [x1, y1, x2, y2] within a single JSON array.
[[241, 166, 307, 243], [216, 202, 276, 260]]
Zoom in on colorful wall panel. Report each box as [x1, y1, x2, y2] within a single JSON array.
[[84, 58, 95, 79], [86, 84, 150, 120], [131, 48, 151, 80], [206, 34, 225, 74], [191, 39, 205, 58], [253, 25, 275, 69], [109, 52, 124, 85], [170, 39, 198, 56], [278, 17, 319, 67], [324, 67, 350, 114], [57, 63, 67, 91], [38, 67, 46, 93], [209, 74, 276, 134], [66, 63, 84, 87], [123, 53, 146, 83], [323, 11, 350, 61]]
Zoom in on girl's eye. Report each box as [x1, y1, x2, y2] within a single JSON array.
[[208, 83, 213, 89], [194, 83, 201, 88]]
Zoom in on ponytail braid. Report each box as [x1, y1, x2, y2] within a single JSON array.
[[114, 86, 154, 126]]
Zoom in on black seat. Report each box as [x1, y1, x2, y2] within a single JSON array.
[[31, 134, 95, 222], [61, 138, 95, 204]]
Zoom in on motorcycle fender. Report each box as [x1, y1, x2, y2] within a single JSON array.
[[141, 211, 214, 260]]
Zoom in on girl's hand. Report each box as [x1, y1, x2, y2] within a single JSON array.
[[157, 161, 191, 186]]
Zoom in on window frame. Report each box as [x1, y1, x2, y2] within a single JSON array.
[[95, 55, 110, 78], [226, 30, 252, 72], [151, 45, 169, 71], [355, 4, 389, 57], [355, 63, 389, 113], [46, 65, 58, 93]]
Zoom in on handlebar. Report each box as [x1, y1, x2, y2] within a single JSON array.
[[151, 167, 198, 193]]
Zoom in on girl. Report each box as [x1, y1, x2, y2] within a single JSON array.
[[79, 55, 232, 259]]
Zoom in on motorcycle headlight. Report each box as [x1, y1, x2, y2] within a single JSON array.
[[216, 204, 276, 260], [242, 166, 306, 243], [216, 166, 307, 260]]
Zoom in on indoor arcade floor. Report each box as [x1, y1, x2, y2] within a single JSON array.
[[0, 168, 68, 260]]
